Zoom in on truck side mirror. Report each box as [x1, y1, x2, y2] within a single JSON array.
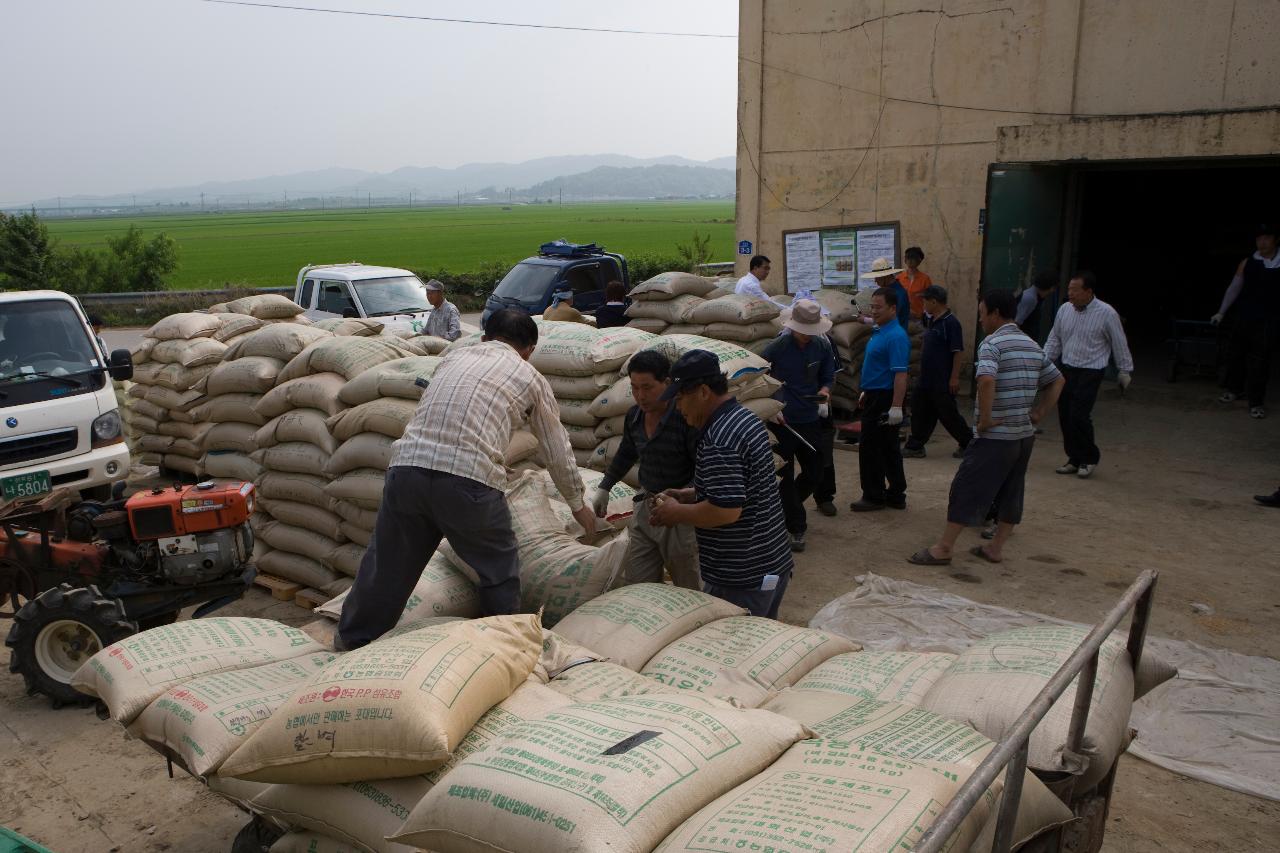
[[108, 349, 133, 382]]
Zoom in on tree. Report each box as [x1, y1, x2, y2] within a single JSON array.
[[0, 212, 57, 290], [0, 213, 178, 293], [676, 230, 714, 273], [86, 226, 178, 293]]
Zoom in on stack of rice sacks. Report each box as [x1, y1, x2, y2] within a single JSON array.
[[125, 312, 257, 477], [682, 291, 782, 355], [623, 271, 720, 336], [246, 334, 422, 595]]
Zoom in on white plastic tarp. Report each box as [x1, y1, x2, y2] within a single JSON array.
[[810, 573, 1280, 802]]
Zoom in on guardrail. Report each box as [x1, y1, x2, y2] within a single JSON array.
[[697, 262, 736, 274], [76, 287, 292, 306], [911, 568, 1159, 853]]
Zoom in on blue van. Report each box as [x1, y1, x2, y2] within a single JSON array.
[[481, 241, 629, 327]]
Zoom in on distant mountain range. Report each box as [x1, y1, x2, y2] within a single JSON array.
[[26, 154, 735, 209]]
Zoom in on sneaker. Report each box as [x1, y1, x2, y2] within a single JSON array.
[[816, 501, 838, 517], [1219, 391, 1237, 403], [1055, 462, 1079, 475], [1250, 406, 1266, 419], [1077, 464, 1096, 479], [790, 532, 806, 552], [901, 447, 926, 458]]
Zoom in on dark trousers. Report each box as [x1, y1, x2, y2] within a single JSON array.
[[1224, 317, 1278, 407], [703, 570, 791, 619], [1058, 365, 1105, 466], [770, 421, 823, 535], [905, 388, 972, 451], [815, 417, 837, 504], [947, 437, 1036, 526], [858, 389, 907, 502], [337, 466, 519, 649]]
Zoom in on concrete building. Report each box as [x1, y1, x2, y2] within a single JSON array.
[[736, 0, 1280, 361]]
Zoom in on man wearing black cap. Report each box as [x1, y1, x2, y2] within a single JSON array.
[[1213, 223, 1280, 419], [648, 349, 793, 618]]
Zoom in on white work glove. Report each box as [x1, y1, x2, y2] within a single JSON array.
[[817, 402, 830, 419], [1210, 313, 1224, 326], [589, 486, 610, 518], [884, 406, 904, 426], [1117, 372, 1132, 391]]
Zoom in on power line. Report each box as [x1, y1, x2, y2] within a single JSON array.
[[197, 0, 736, 38]]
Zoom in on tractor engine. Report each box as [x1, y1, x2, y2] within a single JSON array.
[[105, 482, 256, 585]]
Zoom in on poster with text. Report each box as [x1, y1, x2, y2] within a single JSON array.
[[820, 229, 856, 288], [855, 228, 898, 284], [784, 230, 822, 294]]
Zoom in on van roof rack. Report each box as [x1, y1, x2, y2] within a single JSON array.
[[538, 240, 605, 258]]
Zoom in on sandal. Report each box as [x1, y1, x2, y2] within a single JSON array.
[[907, 547, 951, 566], [969, 545, 1003, 564]]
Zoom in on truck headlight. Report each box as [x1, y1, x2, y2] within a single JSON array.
[[91, 410, 123, 446]]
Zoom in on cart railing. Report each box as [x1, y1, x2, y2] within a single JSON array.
[[911, 569, 1158, 853]]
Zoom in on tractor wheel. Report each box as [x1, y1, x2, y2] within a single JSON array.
[[5, 584, 136, 707]]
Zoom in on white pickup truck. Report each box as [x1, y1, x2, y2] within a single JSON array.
[[292, 263, 440, 338], [0, 291, 133, 503]]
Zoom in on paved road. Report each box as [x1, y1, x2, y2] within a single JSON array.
[[101, 312, 485, 355]]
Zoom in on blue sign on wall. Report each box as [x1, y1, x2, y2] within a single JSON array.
[[737, 240, 753, 255]]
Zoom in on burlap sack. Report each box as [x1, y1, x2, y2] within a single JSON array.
[[593, 414, 626, 440], [333, 500, 378, 530], [223, 322, 333, 362], [217, 293, 305, 319], [203, 357, 286, 396], [157, 419, 206, 440], [757, 693, 1075, 851], [554, 584, 748, 672], [255, 409, 338, 454], [70, 618, 326, 724], [792, 650, 957, 706], [257, 471, 332, 509], [703, 321, 778, 343], [137, 434, 175, 454], [640, 616, 860, 708], [529, 323, 656, 377], [398, 335, 451, 356], [256, 372, 348, 418], [205, 775, 272, 811], [255, 518, 342, 563], [317, 551, 481, 623], [620, 335, 771, 383], [545, 661, 667, 702], [200, 452, 263, 482], [151, 337, 228, 368], [257, 550, 347, 595], [312, 317, 385, 336], [269, 832, 361, 853], [252, 442, 331, 476], [328, 397, 418, 441], [259, 498, 343, 537], [742, 397, 784, 422], [560, 422, 598, 451], [545, 371, 615, 400], [168, 430, 210, 457], [219, 615, 543, 784], [128, 651, 337, 777], [278, 336, 419, 383], [194, 393, 268, 426], [147, 312, 224, 341], [506, 429, 539, 465], [326, 468, 386, 510], [663, 323, 710, 336], [687, 294, 781, 325], [162, 453, 203, 475], [655, 740, 997, 853], [325, 542, 365, 576], [587, 435, 622, 472], [624, 294, 704, 324], [337, 356, 442, 406], [210, 314, 266, 342], [556, 397, 599, 428], [831, 320, 874, 349], [389, 693, 810, 853], [325, 433, 394, 477], [627, 271, 718, 301], [921, 626, 1138, 789], [587, 375, 636, 419], [131, 337, 158, 363], [625, 317, 668, 334], [154, 362, 216, 392], [532, 630, 603, 683], [145, 385, 203, 413]]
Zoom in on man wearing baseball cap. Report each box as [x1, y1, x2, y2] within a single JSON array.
[[421, 279, 462, 341], [760, 299, 837, 552], [649, 349, 794, 618]]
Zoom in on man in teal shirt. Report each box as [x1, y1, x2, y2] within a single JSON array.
[[852, 287, 911, 511]]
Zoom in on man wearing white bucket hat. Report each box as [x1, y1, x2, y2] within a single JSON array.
[[760, 299, 837, 552], [860, 257, 910, 330]]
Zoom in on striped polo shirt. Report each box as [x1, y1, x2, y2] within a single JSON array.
[[693, 398, 793, 588], [974, 323, 1062, 440]]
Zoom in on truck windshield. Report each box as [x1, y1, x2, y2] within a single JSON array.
[[0, 299, 101, 387], [494, 263, 559, 303], [351, 276, 433, 316]]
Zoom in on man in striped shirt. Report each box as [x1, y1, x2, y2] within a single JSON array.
[[1043, 271, 1133, 479], [649, 349, 793, 618], [909, 290, 1064, 566], [337, 309, 594, 650]]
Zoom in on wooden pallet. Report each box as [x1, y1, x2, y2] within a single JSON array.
[[252, 572, 303, 601], [294, 588, 330, 611]]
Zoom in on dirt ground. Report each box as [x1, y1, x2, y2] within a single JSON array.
[[2, 369, 1277, 852]]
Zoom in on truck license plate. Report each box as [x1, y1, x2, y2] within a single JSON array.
[[1, 470, 52, 502]]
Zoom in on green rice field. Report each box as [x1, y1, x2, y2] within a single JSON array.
[[46, 201, 736, 289]]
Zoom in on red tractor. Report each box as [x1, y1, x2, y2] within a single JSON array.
[[2, 480, 257, 705]]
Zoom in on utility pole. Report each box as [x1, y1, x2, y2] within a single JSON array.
[[200, 192, 205, 211], [457, 190, 460, 206], [559, 187, 563, 206], [409, 191, 413, 208], [132, 194, 137, 209], [367, 192, 371, 209]]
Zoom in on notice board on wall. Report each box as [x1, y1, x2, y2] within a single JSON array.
[[781, 221, 901, 293]]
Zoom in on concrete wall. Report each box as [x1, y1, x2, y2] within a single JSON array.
[[736, 0, 1280, 338]]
